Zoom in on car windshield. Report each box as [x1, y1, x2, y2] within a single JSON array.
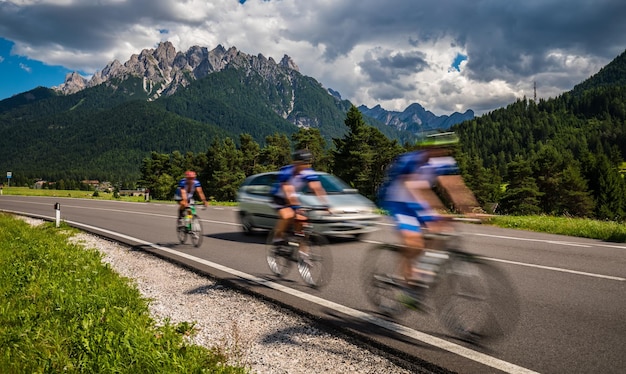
[[302, 174, 353, 194]]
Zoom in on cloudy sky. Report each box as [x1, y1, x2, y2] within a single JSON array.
[[0, 0, 625, 115]]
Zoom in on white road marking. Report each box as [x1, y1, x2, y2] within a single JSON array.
[[9, 211, 538, 374], [1, 199, 240, 226], [363, 239, 625, 282], [483, 257, 625, 281], [474, 232, 626, 250], [4, 200, 624, 281]]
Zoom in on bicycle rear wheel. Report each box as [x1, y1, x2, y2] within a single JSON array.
[[433, 255, 520, 342], [360, 244, 408, 317], [297, 234, 332, 288], [190, 216, 203, 247], [266, 231, 293, 277]]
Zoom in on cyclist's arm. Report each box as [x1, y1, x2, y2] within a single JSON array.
[[308, 180, 329, 206], [196, 186, 209, 205], [180, 188, 189, 206], [281, 183, 299, 206], [404, 177, 432, 203]]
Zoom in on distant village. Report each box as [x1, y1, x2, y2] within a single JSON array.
[[32, 179, 148, 197]]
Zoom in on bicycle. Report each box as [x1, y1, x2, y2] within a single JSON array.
[[176, 199, 204, 247], [361, 218, 520, 343], [266, 206, 333, 288]]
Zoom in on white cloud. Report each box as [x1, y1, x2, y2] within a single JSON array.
[[19, 62, 31, 72], [0, 0, 624, 114], [0, 55, 4, 62]]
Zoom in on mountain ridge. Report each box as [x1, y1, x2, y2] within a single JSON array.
[[52, 41, 473, 133], [359, 103, 474, 133]]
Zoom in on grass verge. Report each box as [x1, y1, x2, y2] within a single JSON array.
[[0, 213, 245, 373], [0, 187, 238, 206], [487, 215, 626, 242]]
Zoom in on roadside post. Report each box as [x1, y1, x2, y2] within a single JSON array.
[[6, 171, 11, 188], [54, 202, 61, 228]]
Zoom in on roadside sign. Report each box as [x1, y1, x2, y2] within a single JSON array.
[[6, 172, 11, 179]]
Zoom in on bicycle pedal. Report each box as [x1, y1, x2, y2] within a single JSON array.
[[398, 291, 426, 312]]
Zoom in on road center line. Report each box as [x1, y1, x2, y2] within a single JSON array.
[[21, 212, 536, 374], [363, 239, 625, 282], [480, 257, 625, 281]]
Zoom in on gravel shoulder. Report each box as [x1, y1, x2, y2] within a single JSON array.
[[19, 216, 416, 374]]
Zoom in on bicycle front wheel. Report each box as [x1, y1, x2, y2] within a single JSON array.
[[297, 234, 332, 288], [177, 219, 188, 244], [360, 244, 407, 317], [433, 255, 520, 342], [190, 216, 203, 247], [266, 231, 293, 277]]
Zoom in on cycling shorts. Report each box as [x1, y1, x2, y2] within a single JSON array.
[[383, 201, 438, 233], [271, 195, 289, 210]]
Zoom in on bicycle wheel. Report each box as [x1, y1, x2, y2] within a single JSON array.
[[177, 218, 188, 244], [433, 255, 520, 342], [190, 216, 203, 247], [266, 231, 293, 277], [297, 234, 332, 288], [360, 244, 408, 317]]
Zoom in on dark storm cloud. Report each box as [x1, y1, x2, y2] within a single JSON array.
[[1, 0, 625, 113], [358, 49, 428, 83], [286, 0, 626, 86], [0, 0, 197, 53]]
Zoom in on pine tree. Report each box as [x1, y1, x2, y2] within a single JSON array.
[[204, 138, 245, 201], [499, 158, 543, 215], [292, 128, 329, 171], [239, 133, 261, 176], [332, 106, 402, 199]]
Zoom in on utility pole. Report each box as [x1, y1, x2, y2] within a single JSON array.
[[534, 81, 537, 102]]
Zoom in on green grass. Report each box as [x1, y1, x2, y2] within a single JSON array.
[[1, 187, 239, 206], [0, 214, 245, 373], [487, 215, 626, 242], [2, 186, 149, 202]]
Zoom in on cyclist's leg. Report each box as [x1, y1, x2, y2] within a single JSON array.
[[175, 196, 186, 226], [272, 196, 295, 244], [388, 201, 425, 281]]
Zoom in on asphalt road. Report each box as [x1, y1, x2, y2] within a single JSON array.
[[2, 196, 625, 374]]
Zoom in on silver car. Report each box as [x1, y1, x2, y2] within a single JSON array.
[[236, 171, 381, 238]]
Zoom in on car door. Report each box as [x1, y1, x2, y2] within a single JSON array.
[[244, 173, 278, 229]]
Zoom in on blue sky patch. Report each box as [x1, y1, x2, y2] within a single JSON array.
[[451, 53, 468, 72], [0, 38, 73, 100]]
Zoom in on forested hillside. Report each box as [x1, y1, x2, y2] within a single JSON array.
[[0, 64, 412, 185], [453, 49, 626, 220]]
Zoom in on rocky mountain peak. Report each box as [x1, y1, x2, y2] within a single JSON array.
[[54, 71, 88, 95], [359, 103, 475, 132], [53, 42, 303, 99], [279, 55, 299, 71]]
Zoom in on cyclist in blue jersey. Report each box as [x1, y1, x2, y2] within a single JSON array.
[[378, 132, 464, 284], [175, 170, 209, 226], [270, 150, 329, 247]]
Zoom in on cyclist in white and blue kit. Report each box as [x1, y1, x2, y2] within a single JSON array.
[[378, 133, 462, 284], [270, 150, 328, 248]]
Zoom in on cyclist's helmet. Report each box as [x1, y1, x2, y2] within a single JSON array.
[[292, 149, 313, 164], [185, 170, 197, 178], [416, 132, 459, 149]]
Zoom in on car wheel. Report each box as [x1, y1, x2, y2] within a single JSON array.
[[240, 212, 255, 235]]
